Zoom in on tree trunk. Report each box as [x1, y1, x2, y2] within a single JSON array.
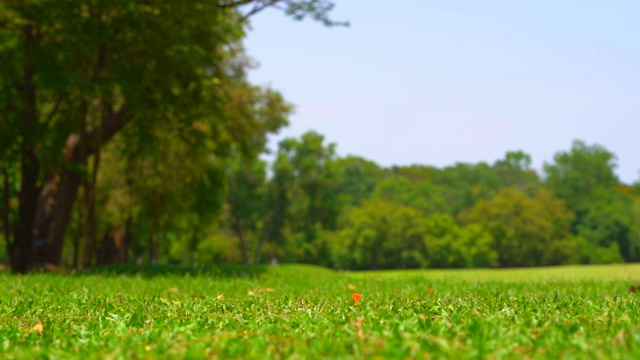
[[82, 119, 101, 269], [148, 227, 159, 264], [371, 246, 379, 270], [12, 24, 39, 274], [32, 106, 129, 268], [2, 165, 12, 261], [232, 218, 249, 264], [12, 150, 39, 274], [72, 204, 81, 269], [253, 224, 270, 265], [32, 166, 83, 267], [97, 221, 131, 266], [81, 166, 97, 269]]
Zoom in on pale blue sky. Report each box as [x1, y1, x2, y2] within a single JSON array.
[[245, 0, 640, 184]]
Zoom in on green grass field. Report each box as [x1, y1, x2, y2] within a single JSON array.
[[1, 264, 640, 359]]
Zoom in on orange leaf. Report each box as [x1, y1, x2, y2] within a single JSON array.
[[352, 293, 362, 306], [33, 323, 43, 335]]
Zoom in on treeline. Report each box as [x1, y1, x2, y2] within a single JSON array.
[[211, 136, 640, 270], [1, 2, 639, 273]]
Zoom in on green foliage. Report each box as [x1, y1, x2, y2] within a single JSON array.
[[544, 140, 637, 263], [0, 0, 339, 272], [372, 176, 447, 215], [544, 140, 619, 211], [427, 162, 506, 215], [332, 200, 427, 270], [423, 214, 498, 268], [334, 156, 382, 206], [575, 188, 640, 262], [493, 150, 540, 191], [0, 0, 637, 272], [330, 204, 497, 270], [585, 242, 624, 264], [460, 188, 576, 267], [274, 131, 342, 263]]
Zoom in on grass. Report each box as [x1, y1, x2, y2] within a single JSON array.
[[1, 264, 640, 359]]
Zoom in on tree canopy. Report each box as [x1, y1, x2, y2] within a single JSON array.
[[0, 1, 637, 273]]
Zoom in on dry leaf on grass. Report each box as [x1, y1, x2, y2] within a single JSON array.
[[350, 317, 365, 339]]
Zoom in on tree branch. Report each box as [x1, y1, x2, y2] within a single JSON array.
[[240, 0, 283, 21], [217, 0, 257, 8], [67, 104, 130, 161]]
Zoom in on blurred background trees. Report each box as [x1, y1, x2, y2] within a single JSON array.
[[1, 1, 638, 273]]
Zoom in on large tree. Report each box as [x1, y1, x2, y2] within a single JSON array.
[[0, 0, 342, 273]]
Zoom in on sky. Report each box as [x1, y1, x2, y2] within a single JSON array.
[[244, 0, 640, 184]]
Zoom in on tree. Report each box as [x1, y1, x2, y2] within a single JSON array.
[[371, 176, 447, 215], [423, 214, 497, 268], [543, 140, 635, 262], [275, 131, 342, 263], [226, 159, 269, 264], [1, 1, 247, 272], [427, 162, 504, 215], [575, 187, 639, 262], [334, 156, 382, 206], [493, 150, 540, 192], [459, 188, 576, 267], [0, 0, 342, 273], [544, 140, 619, 212], [332, 200, 427, 270], [255, 150, 295, 263], [95, 119, 229, 267]]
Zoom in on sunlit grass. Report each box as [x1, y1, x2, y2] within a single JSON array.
[[356, 263, 640, 282], [1, 264, 639, 359]]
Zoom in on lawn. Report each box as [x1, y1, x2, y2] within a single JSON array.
[[1, 264, 640, 359]]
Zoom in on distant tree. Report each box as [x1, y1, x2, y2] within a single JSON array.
[[372, 176, 447, 215], [388, 165, 434, 183], [575, 187, 640, 262], [268, 131, 342, 263], [423, 214, 497, 268], [543, 140, 637, 262], [254, 150, 295, 263], [493, 150, 540, 192], [544, 140, 619, 212], [226, 159, 269, 265], [334, 156, 382, 206], [428, 162, 504, 215], [333, 200, 427, 270], [459, 188, 576, 267]]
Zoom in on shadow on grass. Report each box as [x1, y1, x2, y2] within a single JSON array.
[[80, 263, 269, 279]]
